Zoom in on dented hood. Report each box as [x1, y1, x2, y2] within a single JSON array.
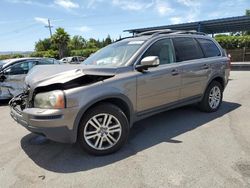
[[26, 65, 117, 88]]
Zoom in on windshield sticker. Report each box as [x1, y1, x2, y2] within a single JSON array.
[[128, 41, 144, 45]]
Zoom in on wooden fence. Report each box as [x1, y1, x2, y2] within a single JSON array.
[[227, 48, 250, 62]]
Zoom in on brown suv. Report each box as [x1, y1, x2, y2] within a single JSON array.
[[9, 30, 230, 155]]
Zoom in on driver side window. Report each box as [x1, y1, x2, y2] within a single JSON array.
[[5, 61, 35, 75], [142, 39, 174, 65]]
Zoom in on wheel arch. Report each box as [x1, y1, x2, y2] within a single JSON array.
[[72, 94, 134, 143], [206, 75, 225, 92]]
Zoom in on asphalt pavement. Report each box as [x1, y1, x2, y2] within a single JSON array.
[[0, 71, 250, 188]]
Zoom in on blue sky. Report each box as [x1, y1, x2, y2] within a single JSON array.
[[0, 0, 249, 51]]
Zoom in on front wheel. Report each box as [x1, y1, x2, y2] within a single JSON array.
[[77, 103, 129, 155], [198, 81, 223, 112]]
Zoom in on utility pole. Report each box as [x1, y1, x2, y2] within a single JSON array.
[[45, 19, 53, 38]]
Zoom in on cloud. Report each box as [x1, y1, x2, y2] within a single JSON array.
[[87, 0, 104, 9], [177, 0, 201, 22], [155, 0, 173, 16], [34, 17, 48, 25], [170, 17, 183, 24], [111, 0, 154, 11], [75, 26, 92, 32], [54, 0, 79, 9], [177, 0, 199, 7], [5, 0, 33, 4], [5, 0, 52, 7]]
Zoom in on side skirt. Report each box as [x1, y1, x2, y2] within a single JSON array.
[[134, 95, 202, 123]]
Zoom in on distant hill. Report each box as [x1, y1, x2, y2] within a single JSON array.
[[0, 51, 33, 55]]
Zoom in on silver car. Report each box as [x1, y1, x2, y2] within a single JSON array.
[[0, 58, 61, 99], [9, 30, 230, 155]]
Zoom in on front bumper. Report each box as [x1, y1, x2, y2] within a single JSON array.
[[10, 96, 79, 143]]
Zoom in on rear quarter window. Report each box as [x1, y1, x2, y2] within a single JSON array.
[[172, 37, 204, 62], [196, 38, 221, 57]]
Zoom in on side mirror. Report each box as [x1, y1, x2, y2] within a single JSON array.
[[136, 56, 160, 72]]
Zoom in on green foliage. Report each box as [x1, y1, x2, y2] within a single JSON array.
[[246, 9, 250, 16], [35, 38, 53, 51], [30, 50, 59, 59], [215, 35, 250, 49], [104, 35, 112, 46], [87, 38, 99, 48], [0, 54, 24, 60], [51, 28, 70, 58], [245, 9, 250, 35], [32, 27, 113, 59], [70, 48, 99, 57], [69, 35, 86, 50]]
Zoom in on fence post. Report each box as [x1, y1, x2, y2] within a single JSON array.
[[243, 47, 246, 62]]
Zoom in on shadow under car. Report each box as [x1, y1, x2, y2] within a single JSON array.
[[20, 101, 241, 173]]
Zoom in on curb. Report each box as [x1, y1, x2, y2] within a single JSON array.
[[231, 62, 250, 71]]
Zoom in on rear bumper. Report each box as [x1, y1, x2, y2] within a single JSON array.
[[10, 105, 79, 143]]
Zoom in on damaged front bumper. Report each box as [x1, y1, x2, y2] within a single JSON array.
[[9, 93, 79, 143]]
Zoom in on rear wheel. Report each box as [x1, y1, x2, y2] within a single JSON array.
[[198, 81, 223, 112], [77, 103, 129, 155]]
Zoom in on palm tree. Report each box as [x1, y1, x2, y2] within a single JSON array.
[[51, 28, 70, 58]]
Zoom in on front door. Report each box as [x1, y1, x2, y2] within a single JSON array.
[[136, 38, 181, 113]]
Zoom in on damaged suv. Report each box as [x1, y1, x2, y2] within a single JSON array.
[[10, 30, 230, 155]]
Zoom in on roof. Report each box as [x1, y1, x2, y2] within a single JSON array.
[[0, 57, 42, 70], [125, 15, 250, 34]]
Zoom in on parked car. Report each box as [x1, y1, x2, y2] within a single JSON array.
[[10, 30, 230, 155], [0, 58, 61, 99], [60, 56, 86, 64]]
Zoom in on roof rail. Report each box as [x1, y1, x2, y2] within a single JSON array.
[[135, 29, 206, 37], [115, 36, 135, 42], [172, 30, 207, 35], [135, 29, 176, 36]]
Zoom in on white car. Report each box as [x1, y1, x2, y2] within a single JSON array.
[[0, 58, 61, 99], [60, 56, 86, 64]]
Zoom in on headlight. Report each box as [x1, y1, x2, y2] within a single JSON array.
[[34, 90, 65, 109]]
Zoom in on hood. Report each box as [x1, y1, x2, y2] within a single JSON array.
[[26, 64, 117, 89]]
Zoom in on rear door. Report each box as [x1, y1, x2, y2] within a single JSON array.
[[136, 38, 181, 113], [196, 38, 223, 91], [172, 37, 208, 100]]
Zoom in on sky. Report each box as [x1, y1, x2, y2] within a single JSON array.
[[0, 0, 249, 51]]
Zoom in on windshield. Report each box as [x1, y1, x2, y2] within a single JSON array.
[[0, 59, 10, 70], [83, 40, 144, 67]]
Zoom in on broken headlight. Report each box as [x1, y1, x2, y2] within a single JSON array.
[[34, 90, 65, 109]]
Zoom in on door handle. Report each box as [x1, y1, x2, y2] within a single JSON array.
[[171, 69, 179, 76], [202, 64, 209, 69]]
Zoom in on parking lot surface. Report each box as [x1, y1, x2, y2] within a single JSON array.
[[0, 71, 250, 188]]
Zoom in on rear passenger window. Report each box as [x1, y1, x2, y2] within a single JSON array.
[[197, 38, 221, 57], [172, 37, 204, 62]]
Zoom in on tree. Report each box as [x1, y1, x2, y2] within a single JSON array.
[[104, 35, 112, 46], [35, 38, 52, 51], [245, 9, 250, 35], [86, 38, 98, 48], [69, 35, 86, 50], [51, 28, 70, 58]]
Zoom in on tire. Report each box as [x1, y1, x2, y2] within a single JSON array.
[[77, 103, 130, 155], [198, 81, 223, 112]]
